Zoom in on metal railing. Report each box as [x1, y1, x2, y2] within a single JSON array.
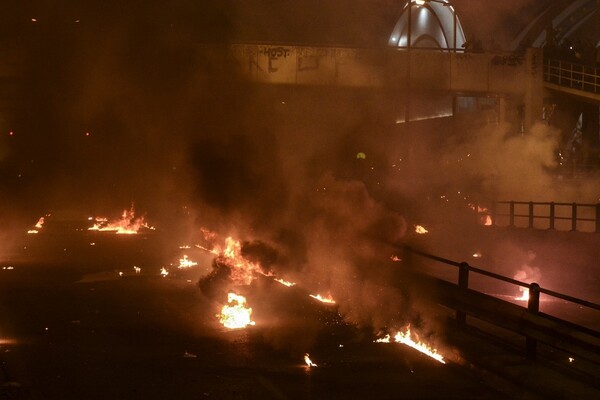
[[402, 246, 600, 365], [543, 58, 600, 94], [491, 201, 600, 232]]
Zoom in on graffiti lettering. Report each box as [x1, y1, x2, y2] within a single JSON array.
[[261, 47, 291, 59], [491, 54, 524, 66]]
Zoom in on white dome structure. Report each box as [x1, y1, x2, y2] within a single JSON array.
[[388, 0, 466, 50]]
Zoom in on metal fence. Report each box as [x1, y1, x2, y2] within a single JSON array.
[[543, 58, 600, 94], [491, 201, 600, 232], [402, 246, 600, 367]]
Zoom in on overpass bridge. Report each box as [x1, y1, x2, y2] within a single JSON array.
[[221, 43, 543, 130]]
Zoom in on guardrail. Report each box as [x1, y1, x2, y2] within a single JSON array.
[[402, 246, 600, 370], [543, 58, 600, 94], [490, 201, 600, 233]]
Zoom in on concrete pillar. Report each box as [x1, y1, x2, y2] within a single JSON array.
[[581, 102, 599, 166], [524, 48, 544, 132]]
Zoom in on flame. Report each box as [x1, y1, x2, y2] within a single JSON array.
[[414, 225, 429, 234], [178, 255, 198, 269], [515, 287, 529, 301], [483, 215, 493, 226], [218, 292, 256, 329], [213, 237, 264, 285], [27, 215, 47, 234], [309, 293, 336, 304], [275, 278, 296, 287], [304, 353, 317, 367], [390, 255, 402, 262], [160, 267, 169, 277], [88, 206, 155, 234], [375, 326, 446, 364]]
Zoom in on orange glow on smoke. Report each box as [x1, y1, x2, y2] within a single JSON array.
[[88, 206, 154, 234], [515, 287, 529, 301], [376, 326, 445, 364], [218, 292, 256, 329]]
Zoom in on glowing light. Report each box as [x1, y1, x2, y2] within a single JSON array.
[[211, 237, 265, 285], [27, 216, 47, 234], [304, 353, 318, 367], [515, 287, 529, 301], [218, 292, 255, 329], [415, 225, 429, 234], [160, 267, 169, 277], [309, 293, 336, 304], [134, 266, 141, 274], [414, 0, 426, 5], [390, 255, 402, 262], [178, 255, 198, 269], [472, 252, 482, 258], [375, 326, 446, 364]]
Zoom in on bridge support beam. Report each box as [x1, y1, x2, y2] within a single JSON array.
[[524, 48, 544, 132]]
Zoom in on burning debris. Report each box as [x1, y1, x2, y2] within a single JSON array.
[[178, 255, 198, 269], [218, 292, 255, 329], [414, 225, 429, 234], [513, 251, 541, 301], [304, 353, 317, 367], [88, 206, 155, 234], [309, 293, 336, 304], [375, 326, 446, 364], [27, 215, 47, 234]]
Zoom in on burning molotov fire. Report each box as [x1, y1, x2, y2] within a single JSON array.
[[414, 225, 428, 234], [178, 255, 198, 269], [88, 206, 155, 234], [375, 326, 446, 364], [469, 204, 493, 226], [309, 293, 336, 304], [27, 215, 48, 234], [304, 353, 317, 367], [275, 278, 296, 287], [218, 292, 256, 329], [513, 253, 540, 301], [204, 236, 266, 286]]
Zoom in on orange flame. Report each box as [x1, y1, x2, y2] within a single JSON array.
[[274, 278, 296, 287], [375, 326, 445, 364], [218, 292, 256, 329], [304, 353, 317, 367], [414, 225, 429, 234], [27, 215, 47, 234], [178, 255, 198, 269], [515, 287, 529, 301], [213, 237, 264, 285], [88, 206, 154, 234], [309, 293, 336, 304]]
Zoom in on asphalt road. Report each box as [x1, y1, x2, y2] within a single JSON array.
[[0, 263, 509, 400]]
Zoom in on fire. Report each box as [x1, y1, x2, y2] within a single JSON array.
[[515, 287, 529, 301], [375, 326, 446, 364], [274, 278, 296, 287], [304, 353, 317, 367], [27, 215, 47, 234], [88, 206, 154, 234], [178, 255, 198, 269], [414, 225, 428, 234], [160, 267, 169, 277], [212, 237, 264, 285], [309, 293, 336, 304], [218, 292, 256, 329]]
